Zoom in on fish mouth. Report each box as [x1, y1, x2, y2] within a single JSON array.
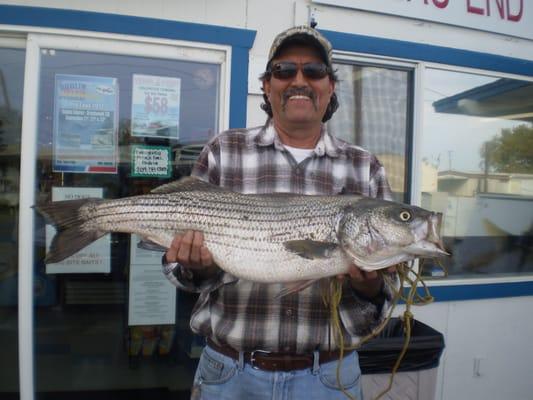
[[408, 212, 450, 257], [405, 240, 450, 257]]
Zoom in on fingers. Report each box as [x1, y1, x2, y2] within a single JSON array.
[[165, 234, 182, 263], [200, 245, 214, 267], [165, 230, 214, 269], [187, 231, 202, 264]]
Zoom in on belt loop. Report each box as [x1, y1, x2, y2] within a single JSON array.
[[238, 351, 245, 371], [312, 350, 320, 375]]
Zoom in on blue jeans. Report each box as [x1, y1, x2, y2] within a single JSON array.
[[191, 344, 363, 400]]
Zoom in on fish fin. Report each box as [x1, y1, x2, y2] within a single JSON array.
[[34, 199, 105, 264], [275, 279, 318, 298], [137, 239, 167, 252], [283, 240, 338, 260], [151, 176, 228, 194]]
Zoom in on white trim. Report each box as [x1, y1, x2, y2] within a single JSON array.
[[0, 36, 26, 48], [220, 46, 231, 133], [30, 33, 228, 64], [335, 47, 533, 84], [410, 62, 425, 207], [426, 274, 533, 287], [423, 61, 533, 83], [18, 33, 41, 400], [333, 50, 417, 69], [0, 23, 229, 53]]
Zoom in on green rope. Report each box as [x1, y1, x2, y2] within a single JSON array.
[[327, 260, 445, 400]]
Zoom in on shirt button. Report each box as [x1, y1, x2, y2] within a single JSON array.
[[285, 309, 293, 317]]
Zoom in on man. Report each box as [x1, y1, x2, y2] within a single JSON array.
[[163, 25, 396, 400]]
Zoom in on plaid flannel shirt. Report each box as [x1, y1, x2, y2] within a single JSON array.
[[163, 120, 396, 353]]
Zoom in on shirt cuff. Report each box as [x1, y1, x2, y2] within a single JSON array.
[[161, 254, 224, 293]]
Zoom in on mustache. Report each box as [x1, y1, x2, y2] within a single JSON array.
[[281, 87, 318, 112], [282, 87, 316, 103]]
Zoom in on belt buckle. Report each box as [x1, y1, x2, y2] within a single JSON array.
[[249, 349, 271, 370]]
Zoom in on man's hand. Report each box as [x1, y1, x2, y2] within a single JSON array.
[[337, 265, 396, 300], [165, 230, 219, 278]]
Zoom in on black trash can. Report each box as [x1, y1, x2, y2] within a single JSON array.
[[358, 318, 445, 400]]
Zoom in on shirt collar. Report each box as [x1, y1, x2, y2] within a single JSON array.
[[255, 119, 341, 158]]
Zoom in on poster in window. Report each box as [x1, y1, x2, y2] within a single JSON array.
[[128, 234, 176, 326], [53, 74, 118, 174], [46, 187, 111, 274], [131, 74, 181, 139]]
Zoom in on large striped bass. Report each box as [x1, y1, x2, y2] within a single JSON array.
[[35, 177, 448, 283]]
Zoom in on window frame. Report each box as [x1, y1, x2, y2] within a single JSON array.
[[329, 37, 533, 298], [331, 53, 416, 203], [19, 31, 232, 400]]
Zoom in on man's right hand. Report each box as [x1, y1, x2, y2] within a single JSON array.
[[165, 231, 219, 277]]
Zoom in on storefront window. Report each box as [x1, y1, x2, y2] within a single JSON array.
[[0, 45, 24, 399], [421, 68, 533, 278], [32, 47, 223, 398], [329, 63, 412, 202]]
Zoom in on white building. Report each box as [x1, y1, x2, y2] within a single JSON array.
[[0, 1, 532, 400]]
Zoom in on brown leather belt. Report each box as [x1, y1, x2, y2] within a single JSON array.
[[206, 338, 350, 372]]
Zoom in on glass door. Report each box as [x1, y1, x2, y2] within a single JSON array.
[[19, 33, 229, 400]]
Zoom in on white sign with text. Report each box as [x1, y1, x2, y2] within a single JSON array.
[[313, 0, 532, 40], [128, 234, 176, 326], [46, 187, 111, 274]]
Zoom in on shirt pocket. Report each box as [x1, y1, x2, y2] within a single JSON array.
[[197, 347, 238, 385], [318, 351, 361, 390]]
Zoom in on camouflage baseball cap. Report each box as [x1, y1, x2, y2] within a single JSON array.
[[267, 25, 333, 68]]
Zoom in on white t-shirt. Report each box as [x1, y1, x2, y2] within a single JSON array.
[[284, 144, 314, 164]]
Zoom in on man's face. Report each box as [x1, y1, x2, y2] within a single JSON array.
[[263, 46, 335, 129]]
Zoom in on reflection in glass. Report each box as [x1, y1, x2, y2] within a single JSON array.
[[421, 68, 533, 278], [329, 63, 411, 202], [0, 47, 24, 398], [33, 50, 221, 398]]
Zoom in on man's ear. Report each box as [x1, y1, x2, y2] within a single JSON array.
[[262, 79, 271, 99], [329, 80, 335, 98]]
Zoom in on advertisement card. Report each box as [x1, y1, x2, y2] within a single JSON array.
[[53, 74, 118, 174], [131, 145, 172, 178], [128, 234, 176, 326], [131, 74, 181, 139]]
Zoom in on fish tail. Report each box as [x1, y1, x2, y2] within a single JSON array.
[[34, 198, 105, 263]]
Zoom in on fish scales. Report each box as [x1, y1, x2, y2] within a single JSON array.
[[36, 177, 448, 282], [88, 193, 343, 240], [78, 191, 352, 282]]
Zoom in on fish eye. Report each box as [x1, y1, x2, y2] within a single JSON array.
[[399, 210, 411, 222]]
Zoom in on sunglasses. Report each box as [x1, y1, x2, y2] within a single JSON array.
[[269, 62, 330, 80]]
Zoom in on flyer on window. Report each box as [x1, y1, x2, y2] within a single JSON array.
[[46, 187, 111, 274], [128, 234, 176, 326], [131, 74, 181, 139], [53, 74, 118, 174], [131, 145, 172, 178]]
